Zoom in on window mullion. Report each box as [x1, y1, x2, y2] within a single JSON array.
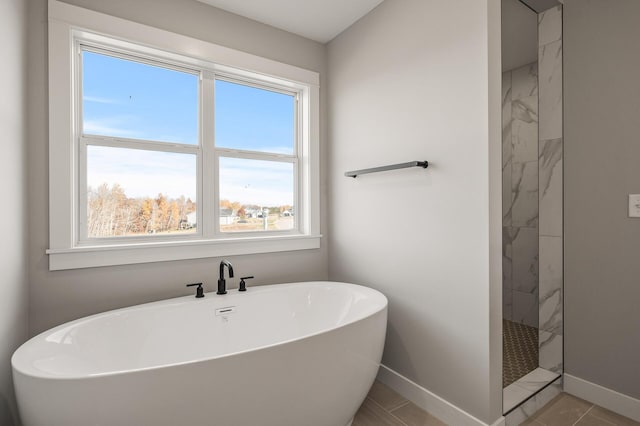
[[78, 140, 88, 243], [293, 92, 302, 233], [75, 40, 85, 245], [80, 135, 200, 155], [214, 149, 296, 163], [202, 72, 216, 239]]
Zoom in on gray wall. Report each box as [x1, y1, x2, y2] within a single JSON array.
[[564, 0, 640, 399], [27, 0, 328, 335], [0, 0, 29, 424], [327, 0, 503, 422]]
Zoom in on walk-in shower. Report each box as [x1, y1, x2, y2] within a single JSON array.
[[502, 0, 564, 417]]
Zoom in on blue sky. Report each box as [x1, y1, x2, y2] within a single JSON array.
[[215, 79, 294, 155], [83, 50, 294, 205], [82, 51, 199, 144]]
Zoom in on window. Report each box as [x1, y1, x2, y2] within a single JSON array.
[[47, 1, 320, 270], [214, 79, 297, 234], [81, 49, 199, 240]]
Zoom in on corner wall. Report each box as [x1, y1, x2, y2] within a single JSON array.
[[27, 0, 328, 335], [327, 0, 503, 422], [0, 0, 29, 424], [536, 4, 563, 375], [564, 0, 640, 400]]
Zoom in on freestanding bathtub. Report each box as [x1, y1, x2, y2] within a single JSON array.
[[12, 281, 387, 426]]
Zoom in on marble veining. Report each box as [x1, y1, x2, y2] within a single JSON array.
[[514, 368, 559, 393], [537, 4, 563, 383], [513, 289, 538, 328], [504, 382, 534, 414], [503, 288, 513, 321], [503, 164, 512, 226], [539, 236, 563, 334], [539, 287, 562, 335], [539, 330, 563, 373], [503, 72, 513, 226], [502, 71, 512, 120], [538, 5, 562, 47], [511, 161, 539, 228], [503, 227, 515, 321], [539, 235, 562, 282], [503, 62, 540, 332], [503, 103, 513, 168], [539, 139, 563, 237], [512, 63, 538, 100], [539, 39, 563, 141], [512, 96, 539, 164], [539, 139, 562, 196], [512, 227, 539, 294], [504, 377, 562, 422]]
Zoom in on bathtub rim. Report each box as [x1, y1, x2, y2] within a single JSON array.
[[12, 281, 388, 381]]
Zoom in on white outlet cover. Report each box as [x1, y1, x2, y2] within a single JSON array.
[[629, 194, 640, 218]]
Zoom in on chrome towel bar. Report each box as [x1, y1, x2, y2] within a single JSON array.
[[345, 161, 429, 178]]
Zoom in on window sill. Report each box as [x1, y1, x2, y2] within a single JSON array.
[[46, 235, 322, 271]]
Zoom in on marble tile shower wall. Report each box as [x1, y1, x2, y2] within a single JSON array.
[[537, 4, 563, 374], [503, 62, 540, 328]]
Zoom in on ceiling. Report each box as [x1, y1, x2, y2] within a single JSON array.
[[502, 0, 538, 71], [519, 0, 562, 13], [502, 0, 562, 71], [196, 0, 385, 44]]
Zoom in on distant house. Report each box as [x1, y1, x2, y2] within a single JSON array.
[[182, 210, 236, 227], [243, 205, 261, 218], [185, 212, 197, 228], [244, 208, 259, 218], [256, 208, 270, 219], [220, 208, 236, 225]]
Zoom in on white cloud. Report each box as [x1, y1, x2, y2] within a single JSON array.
[[219, 157, 293, 206], [83, 117, 141, 139], [86, 148, 294, 206], [83, 95, 120, 104], [87, 147, 196, 200]]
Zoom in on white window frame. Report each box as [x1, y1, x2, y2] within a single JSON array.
[[47, 0, 320, 271]]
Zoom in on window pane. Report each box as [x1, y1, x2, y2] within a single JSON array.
[[82, 50, 198, 145], [218, 157, 294, 232], [86, 146, 197, 238], [215, 79, 294, 154]]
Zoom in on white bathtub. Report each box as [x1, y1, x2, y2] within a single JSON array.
[[12, 281, 387, 426]]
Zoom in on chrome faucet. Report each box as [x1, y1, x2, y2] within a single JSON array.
[[217, 260, 234, 295]]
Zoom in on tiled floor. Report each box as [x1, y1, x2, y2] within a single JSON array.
[[353, 381, 445, 426], [522, 393, 640, 426], [355, 382, 640, 426]]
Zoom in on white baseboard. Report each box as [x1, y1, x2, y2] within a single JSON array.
[[376, 364, 505, 426], [564, 374, 640, 422]]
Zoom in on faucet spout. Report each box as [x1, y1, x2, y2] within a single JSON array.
[[219, 260, 234, 280], [217, 260, 234, 295]]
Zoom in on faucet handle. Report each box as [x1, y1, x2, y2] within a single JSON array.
[[238, 276, 254, 292], [186, 283, 204, 298]]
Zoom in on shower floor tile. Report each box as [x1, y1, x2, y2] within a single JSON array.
[[504, 319, 539, 387]]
